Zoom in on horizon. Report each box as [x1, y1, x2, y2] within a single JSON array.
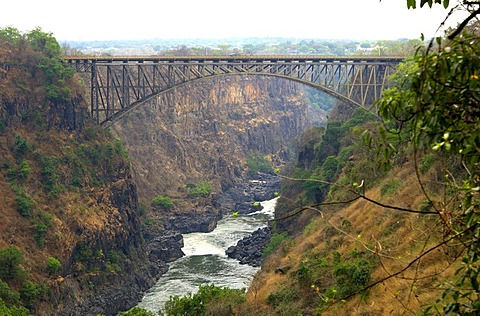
[[2, 0, 468, 42]]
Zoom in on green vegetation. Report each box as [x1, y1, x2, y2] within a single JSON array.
[[19, 281, 42, 307], [46, 257, 61, 275], [373, 17, 480, 314], [32, 211, 54, 246], [151, 195, 174, 210], [380, 178, 402, 197], [164, 284, 246, 316], [262, 232, 289, 257], [187, 181, 213, 197], [246, 154, 272, 176], [0, 246, 25, 281], [117, 307, 156, 316]]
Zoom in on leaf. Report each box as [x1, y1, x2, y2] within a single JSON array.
[[443, 0, 449, 8], [407, 0, 417, 8]]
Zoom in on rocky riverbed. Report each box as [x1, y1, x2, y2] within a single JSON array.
[[225, 227, 272, 267]]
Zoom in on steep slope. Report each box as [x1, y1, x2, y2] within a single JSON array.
[[241, 109, 460, 315], [0, 28, 161, 315]]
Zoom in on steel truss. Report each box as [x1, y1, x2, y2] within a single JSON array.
[[66, 56, 402, 125]]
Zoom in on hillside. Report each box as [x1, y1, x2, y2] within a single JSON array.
[[0, 28, 161, 315]]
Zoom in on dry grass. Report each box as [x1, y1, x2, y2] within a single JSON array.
[[247, 161, 459, 315]]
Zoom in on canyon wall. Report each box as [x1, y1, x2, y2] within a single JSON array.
[[110, 75, 326, 207]]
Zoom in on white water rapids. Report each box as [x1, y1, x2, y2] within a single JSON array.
[[137, 197, 278, 313]]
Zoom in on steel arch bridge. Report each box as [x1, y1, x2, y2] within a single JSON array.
[[65, 55, 403, 125]]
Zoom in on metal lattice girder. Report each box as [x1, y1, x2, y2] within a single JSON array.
[[65, 55, 402, 125]]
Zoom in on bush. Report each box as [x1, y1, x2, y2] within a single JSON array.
[[0, 246, 25, 281], [151, 195, 173, 210], [187, 181, 213, 197], [11, 186, 35, 217], [380, 178, 402, 196], [246, 154, 272, 176], [0, 280, 21, 306], [164, 284, 245, 316], [266, 286, 299, 306], [32, 211, 53, 246], [118, 307, 155, 316], [13, 135, 32, 159], [19, 281, 41, 307], [46, 257, 61, 275], [263, 232, 289, 257]]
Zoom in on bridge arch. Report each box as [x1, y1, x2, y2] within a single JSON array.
[[66, 55, 402, 125]]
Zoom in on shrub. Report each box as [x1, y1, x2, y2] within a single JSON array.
[[46, 257, 61, 275], [18, 160, 31, 180], [32, 211, 53, 246], [333, 256, 373, 297], [13, 135, 32, 159], [151, 195, 173, 210], [164, 284, 245, 316], [263, 232, 289, 257], [118, 307, 155, 316], [0, 246, 26, 281], [19, 281, 41, 307], [380, 178, 402, 196], [11, 186, 34, 217], [266, 286, 299, 306], [246, 153, 272, 176], [0, 280, 21, 306], [187, 181, 212, 197]]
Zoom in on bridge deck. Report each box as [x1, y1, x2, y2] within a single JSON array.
[[64, 55, 404, 64]]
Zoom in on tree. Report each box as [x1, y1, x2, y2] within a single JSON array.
[[373, 16, 480, 315], [0, 246, 25, 281]]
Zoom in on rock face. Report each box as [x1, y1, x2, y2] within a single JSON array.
[[110, 76, 326, 208], [226, 227, 272, 267], [216, 173, 280, 215], [162, 209, 222, 233]]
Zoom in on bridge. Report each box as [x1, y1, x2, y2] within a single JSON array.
[[65, 55, 403, 125]]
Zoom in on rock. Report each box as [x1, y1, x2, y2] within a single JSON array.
[[226, 227, 272, 267], [215, 173, 280, 215], [146, 231, 185, 263], [162, 208, 221, 233]]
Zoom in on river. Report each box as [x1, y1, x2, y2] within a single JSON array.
[[137, 197, 278, 313]]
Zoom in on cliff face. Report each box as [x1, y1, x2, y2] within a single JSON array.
[[0, 36, 162, 315], [110, 76, 326, 207]]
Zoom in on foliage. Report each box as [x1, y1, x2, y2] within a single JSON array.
[[117, 307, 156, 316], [0, 246, 25, 281], [151, 195, 173, 210], [374, 25, 480, 315], [263, 232, 289, 257], [19, 281, 41, 307], [36, 153, 62, 197], [32, 211, 53, 246], [164, 284, 245, 316], [246, 153, 272, 176], [10, 185, 35, 217], [187, 181, 212, 197], [0, 280, 21, 306], [46, 257, 61, 275], [13, 135, 32, 160], [380, 178, 402, 196], [0, 298, 29, 316]]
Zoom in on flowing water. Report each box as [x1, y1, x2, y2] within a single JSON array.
[[137, 197, 278, 313]]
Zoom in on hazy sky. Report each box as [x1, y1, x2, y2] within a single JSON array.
[[2, 0, 467, 41]]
